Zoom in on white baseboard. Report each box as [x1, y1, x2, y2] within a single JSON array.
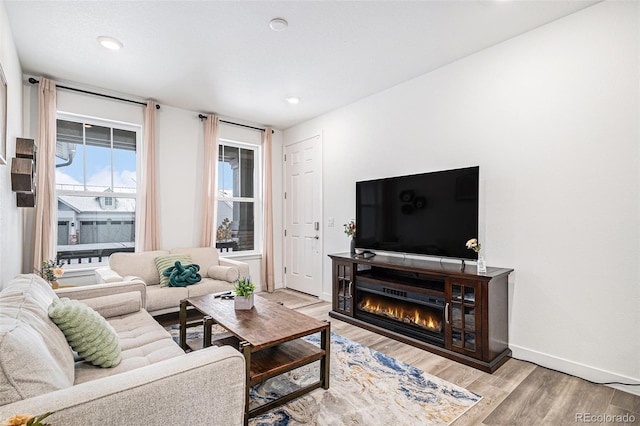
[[510, 344, 640, 396]]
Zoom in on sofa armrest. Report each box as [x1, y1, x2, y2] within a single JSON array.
[[55, 281, 147, 310], [0, 346, 246, 426], [95, 267, 124, 283], [219, 257, 250, 279], [78, 291, 142, 318]]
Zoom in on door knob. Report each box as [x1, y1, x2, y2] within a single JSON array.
[[314, 235, 319, 240]]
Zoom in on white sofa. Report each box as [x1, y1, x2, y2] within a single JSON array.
[[95, 247, 250, 316], [0, 274, 245, 426]]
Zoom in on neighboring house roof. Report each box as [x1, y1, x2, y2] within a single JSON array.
[[58, 195, 135, 213]]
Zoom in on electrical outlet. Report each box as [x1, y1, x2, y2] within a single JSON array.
[[328, 217, 334, 227]]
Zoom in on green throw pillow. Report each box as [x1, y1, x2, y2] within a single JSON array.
[[155, 254, 193, 287], [48, 298, 122, 368]]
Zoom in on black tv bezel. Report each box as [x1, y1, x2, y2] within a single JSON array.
[[354, 166, 480, 261]]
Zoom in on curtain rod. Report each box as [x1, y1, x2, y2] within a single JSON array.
[[28, 78, 160, 109], [198, 114, 273, 134]]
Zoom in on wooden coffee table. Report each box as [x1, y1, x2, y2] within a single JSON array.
[[179, 294, 330, 425]]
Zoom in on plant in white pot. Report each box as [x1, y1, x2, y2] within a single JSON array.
[[234, 277, 256, 310]]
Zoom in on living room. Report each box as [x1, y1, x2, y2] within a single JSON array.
[[0, 0, 638, 423]]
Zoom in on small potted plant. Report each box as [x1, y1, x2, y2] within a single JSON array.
[[234, 277, 256, 310], [35, 259, 64, 289]]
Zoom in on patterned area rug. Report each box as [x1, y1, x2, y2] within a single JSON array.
[[166, 327, 481, 425]]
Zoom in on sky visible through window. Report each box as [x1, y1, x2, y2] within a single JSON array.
[[218, 158, 233, 194], [56, 144, 137, 192], [56, 139, 236, 193]]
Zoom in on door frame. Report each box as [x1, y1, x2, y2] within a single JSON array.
[[283, 132, 324, 298]]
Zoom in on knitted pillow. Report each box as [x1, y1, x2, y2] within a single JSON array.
[[163, 261, 202, 287], [48, 298, 122, 368], [155, 254, 193, 287]]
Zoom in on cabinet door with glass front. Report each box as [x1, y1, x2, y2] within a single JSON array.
[[446, 279, 482, 358], [333, 261, 354, 316]]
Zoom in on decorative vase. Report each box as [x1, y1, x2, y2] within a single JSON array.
[[50, 280, 59, 289], [234, 293, 254, 310], [477, 253, 487, 274], [350, 237, 356, 255]]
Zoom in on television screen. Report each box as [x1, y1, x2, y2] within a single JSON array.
[[355, 166, 479, 260]]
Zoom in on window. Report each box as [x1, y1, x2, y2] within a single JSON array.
[[216, 140, 260, 254], [55, 115, 139, 264]]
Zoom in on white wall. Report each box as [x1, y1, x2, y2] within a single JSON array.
[[284, 0, 639, 390], [0, 0, 24, 284]]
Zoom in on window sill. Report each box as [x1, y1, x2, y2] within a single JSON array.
[[220, 252, 262, 261], [61, 263, 107, 274]]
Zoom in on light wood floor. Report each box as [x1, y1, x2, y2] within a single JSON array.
[[295, 300, 640, 426]]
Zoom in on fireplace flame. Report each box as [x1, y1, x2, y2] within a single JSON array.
[[358, 295, 442, 333]]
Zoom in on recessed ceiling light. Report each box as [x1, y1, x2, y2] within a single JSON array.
[[286, 96, 300, 105], [269, 18, 288, 31], [97, 36, 123, 51]]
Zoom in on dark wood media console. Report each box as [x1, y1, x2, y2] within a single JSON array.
[[329, 252, 513, 373]]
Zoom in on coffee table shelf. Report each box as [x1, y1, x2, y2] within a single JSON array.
[[249, 339, 326, 383]]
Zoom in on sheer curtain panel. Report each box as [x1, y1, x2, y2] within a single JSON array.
[[200, 115, 220, 247], [262, 128, 275, 292], [138, 100, 160, 251], [32, 78, 57, 271]]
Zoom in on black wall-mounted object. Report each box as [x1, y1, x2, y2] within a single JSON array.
[[356, 166, 479, 260]]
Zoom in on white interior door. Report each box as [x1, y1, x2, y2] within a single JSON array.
[[284, 135, 322, 296]]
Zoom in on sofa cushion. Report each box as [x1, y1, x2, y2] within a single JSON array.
[[74, 310, 184, 384], [187, 278, 235, 299], [49, 298, 122, 368], [154, 254, 193, 287], [0, 274, 74, 405], [79, 291, 142, 318], [170, 247, 220, 277], [207, 265, 239, 283], [145, 285, 189, 313], [110, 250, 170, 285]]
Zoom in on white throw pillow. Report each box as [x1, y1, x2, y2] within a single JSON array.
[[207, 265, 239, 283]]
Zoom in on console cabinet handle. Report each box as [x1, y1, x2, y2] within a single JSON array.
[[445, 303, 450, 324], [348, 281, 352, 297]]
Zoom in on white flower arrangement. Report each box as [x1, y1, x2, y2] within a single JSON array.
[[465, 238, 481, 253]]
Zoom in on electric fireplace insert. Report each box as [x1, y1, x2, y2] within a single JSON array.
[[355, 278, 445, 346]]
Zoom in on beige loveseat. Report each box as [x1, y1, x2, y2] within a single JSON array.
[[0, 274, 245, 426], [95, 247, 250, 316]]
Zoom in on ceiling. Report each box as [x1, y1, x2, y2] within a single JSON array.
[[4, 0, 600, 130]]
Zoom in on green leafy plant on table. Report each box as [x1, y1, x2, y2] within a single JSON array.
[[234, 277, 255, 297]]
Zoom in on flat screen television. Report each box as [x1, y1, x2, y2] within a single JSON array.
[[355, 166, 479, 260]]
